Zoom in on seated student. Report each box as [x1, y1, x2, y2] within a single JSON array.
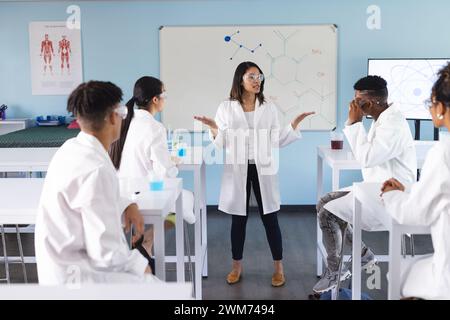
[[381, 63, 450, 300], [35, 81, 154, 285], [313, 76, 417, 293], [109, 76, 195, 269]]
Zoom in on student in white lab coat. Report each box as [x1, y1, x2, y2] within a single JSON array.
[[313, 76, 417, 294], [195, 61, 314, 287], [109, 76, 195, 272], [381, 63, 450, 300], [35, 81, 154, 284]]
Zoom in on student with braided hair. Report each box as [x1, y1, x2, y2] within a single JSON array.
[[35, 81, 155, 284]]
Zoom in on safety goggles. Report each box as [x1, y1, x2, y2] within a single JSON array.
[[114, 105, 128, 120], [423, 98, 437, 112], [243, 73, 264, 82], [158, 92, 168, 100]]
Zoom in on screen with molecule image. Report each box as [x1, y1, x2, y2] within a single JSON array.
[[368, 59, 450, 120]]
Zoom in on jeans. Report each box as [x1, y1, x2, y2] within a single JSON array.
[[317, 191, 367, 272]]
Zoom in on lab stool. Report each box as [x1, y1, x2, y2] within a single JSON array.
[[0, 224, 28, 283], [128, 220, 194, 295], [332, 225, 415, 300], [184, 223, 195, 296]]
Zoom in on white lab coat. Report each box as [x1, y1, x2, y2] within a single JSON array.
[[382, 134, 450, 299], [35, 132, 153, 285], [118, 109, 195, 224], [324, 105, 417, 231], [211, 99, 301, 216]]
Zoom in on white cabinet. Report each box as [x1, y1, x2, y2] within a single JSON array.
[[0, 119, 33, 135]]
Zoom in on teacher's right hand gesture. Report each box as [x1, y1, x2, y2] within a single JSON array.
[[194, 116, 218, 137], [291, 111, 315, 130]]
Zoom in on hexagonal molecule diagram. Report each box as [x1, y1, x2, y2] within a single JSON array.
[[264, 29, 336, 130]]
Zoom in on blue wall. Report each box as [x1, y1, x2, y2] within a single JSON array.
[[0, 0, 444, 205]]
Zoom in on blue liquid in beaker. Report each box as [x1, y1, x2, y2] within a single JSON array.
[[149, 180, 164, 191], [178, 148, 186, 157]]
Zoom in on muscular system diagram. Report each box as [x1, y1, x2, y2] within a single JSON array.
[[40, 34, 54, 75], [58, 35, 71, 75]]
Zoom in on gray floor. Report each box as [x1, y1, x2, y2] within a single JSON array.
[[0, 207, 434, 300], [201, 208, 434, 300]]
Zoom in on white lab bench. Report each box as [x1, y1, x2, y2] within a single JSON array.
[[0, 119, 33, 136], [352, 182, 430, 300], [0, 145, 208, 300], [316, 141, 436, 276], [0, 282, 193, 300], [0, 178, 188, 289]]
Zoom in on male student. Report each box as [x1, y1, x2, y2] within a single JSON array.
[[35, 81, 154, 284], [313, 76, 417, 293]]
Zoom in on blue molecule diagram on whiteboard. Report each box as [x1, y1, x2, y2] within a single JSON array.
[[224, 31, 262, 60]]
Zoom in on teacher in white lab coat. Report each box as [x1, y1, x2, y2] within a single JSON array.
[[195, 61, 314, 287], [35, 81, 154, 284], [313, 76, 417, 294], [381, 63, 450, 300]]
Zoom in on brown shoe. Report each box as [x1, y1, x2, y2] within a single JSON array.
[[226, 270, 241, 284], [271, 272, 285, 287]]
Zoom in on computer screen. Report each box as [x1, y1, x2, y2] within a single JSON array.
[[368, 59, 450, 120]]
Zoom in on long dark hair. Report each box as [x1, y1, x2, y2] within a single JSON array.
[[229, 61, 265, 106], [432, 62, 450, 106], [109, 76, 164, 169]]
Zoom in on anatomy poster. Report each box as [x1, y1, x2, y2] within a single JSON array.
[[29, 21, 83, 95]]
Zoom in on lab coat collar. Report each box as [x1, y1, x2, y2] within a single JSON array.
[[254, 99, 264, 126], [134, 109, 155, 122], [255, 98, 262, 109], [76, 131, 113, 164], [233, 101, 248, 129], [439, 131, 450, 143], [375, 104, 397, 123], [235, 98, 264, 128]]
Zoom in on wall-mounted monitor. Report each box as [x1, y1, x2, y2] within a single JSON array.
[[368, 58, 450, 120]]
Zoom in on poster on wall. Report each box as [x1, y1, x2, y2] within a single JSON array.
[[29, 21, 83, 95]]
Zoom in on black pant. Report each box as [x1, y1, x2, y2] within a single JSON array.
[[230, 163, 283, 261]]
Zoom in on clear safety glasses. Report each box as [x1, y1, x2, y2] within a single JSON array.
[[114, 105, 128, 120], [243, 73, 264, 82], [159, 92, 168, 100]]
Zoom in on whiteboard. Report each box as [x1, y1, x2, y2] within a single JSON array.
[[160, 25, 338, 131], [368, 59, 450, 120]]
